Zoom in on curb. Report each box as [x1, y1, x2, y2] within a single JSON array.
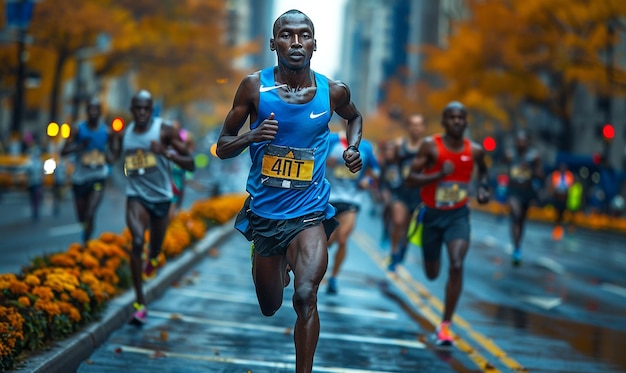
[[16, 223, 234, 373]]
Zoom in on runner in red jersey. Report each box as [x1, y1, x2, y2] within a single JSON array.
[[405, 101, 490, 347]]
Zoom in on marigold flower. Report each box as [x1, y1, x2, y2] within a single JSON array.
[[49, 253, 76, 267], [70, 288, 90, 304], [17, 296, 31, 307], [34, 299, 61, 316], [81, 253, 100, 269], [9, 280, 29, 295], [31, 286, 55, 301], [24, 274, 41, 286]]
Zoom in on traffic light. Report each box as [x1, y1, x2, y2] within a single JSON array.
[[46, 122, 59, 137], [112, 117, 124, 132], [602, 123, 615, 141], [482, 136, 496, 152], [597, 123, 615, 141], [60, 123, 71, 139]]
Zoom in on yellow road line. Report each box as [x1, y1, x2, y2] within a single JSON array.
[[354, 231, 527, 372]]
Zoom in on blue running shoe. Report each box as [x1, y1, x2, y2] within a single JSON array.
[[512, 248, 522, 267], [327, 277, 338, 294]]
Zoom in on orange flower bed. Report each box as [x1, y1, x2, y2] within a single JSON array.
[[0, 193, 246, 370], [469, 200, 626, 233]]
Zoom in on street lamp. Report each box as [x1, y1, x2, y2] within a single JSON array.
[[5, 0, 36, 138]]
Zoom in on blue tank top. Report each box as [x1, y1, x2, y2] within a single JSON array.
[[76, 121, 108, 151], [245, 67, 334, 220], [72, 121, 109, 184]]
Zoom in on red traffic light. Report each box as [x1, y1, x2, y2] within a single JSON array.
[[112, 117, 124, 132], [602, 124, 615, 140], [482, 136, 496, 152]]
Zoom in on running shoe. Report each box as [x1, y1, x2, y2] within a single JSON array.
[[130, 303, 147, 325], [511, 248, 522, 267], [387, 251, 403, 272], [142, 258, 159, 280], [552, 226, 564, 241], [435, 321, 454, 346], [327, 277, 338, 294]]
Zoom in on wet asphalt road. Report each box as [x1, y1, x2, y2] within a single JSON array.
[[72, 200, 626, 372]]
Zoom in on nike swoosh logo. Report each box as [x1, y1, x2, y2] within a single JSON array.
[[261, 177, 269, 183], [310, 111, 328, 119], [460, 155, 472, 161], [259, 84, 287, 92]]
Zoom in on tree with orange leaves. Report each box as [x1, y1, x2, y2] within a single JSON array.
[[420, 0, 626, 151]]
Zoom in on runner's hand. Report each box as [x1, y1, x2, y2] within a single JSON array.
[[150, 140, 167, 156], [343, 147, 362, 173], [477, 185, 490, 205], [250, 113, 278, 142]]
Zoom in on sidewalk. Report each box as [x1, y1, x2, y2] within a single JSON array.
[[15, 223, 235, 373]]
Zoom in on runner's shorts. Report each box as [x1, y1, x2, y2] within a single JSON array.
[[507, 185, 535, 209], [235, 197, 338, 257], [419, 205, 470, 262], [72, 179, 105, 198], [127, 196, 171, 219], [331, 202, 360, 216]]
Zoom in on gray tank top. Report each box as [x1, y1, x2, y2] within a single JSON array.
[[122, 118, 173, 202]]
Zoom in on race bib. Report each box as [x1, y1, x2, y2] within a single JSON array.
[[510, 165, 531, 182], [402, 164, 412, 179], [124, 149, 158, 176], [435, 181, 468, 207], [333, 165, 358, 180], [261, 144, 315, 190], [81, 149, 106, 168]]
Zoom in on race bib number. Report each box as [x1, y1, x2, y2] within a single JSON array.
[[261, 144, 315, 190], [333, 165, 358, 180], [435, 182, 468, 207], [81, 149, 106, 168], [124, 149, 158, 176], [402, 164, 412, 179], [510, 166, 531, 182]]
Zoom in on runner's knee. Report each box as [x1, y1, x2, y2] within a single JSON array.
[[292, 283, 317, 317]]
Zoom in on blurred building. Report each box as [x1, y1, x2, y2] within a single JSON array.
[[340, 0, 462, 115], [227, 0, 276, 71], [340, 0, 626, 171]]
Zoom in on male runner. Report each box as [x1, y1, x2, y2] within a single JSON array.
[[326, 132, 379, 294], [216, 10, 362, 373], [384, 114, 425, 271], [61, 99, 114, 246], [405, 101, 490, 346], [504, 130, 542, 266], [113, 90, 195, 324]]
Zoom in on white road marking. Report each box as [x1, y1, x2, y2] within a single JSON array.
[[535, 256, 565, 275], [48, 223, 82, 237], [149, 311, 423, 349], [117, 345, 403, 373], [519, 295, 562, 310], [171, 288, 399, 320], [600, 283, 626, 298]]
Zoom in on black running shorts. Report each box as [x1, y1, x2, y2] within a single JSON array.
[[127, 196, 171, 219], [421, 205, 470, 263], [235, 197, 338, 257], [72, 179, 105, 198], [331, 202, 360, 216]]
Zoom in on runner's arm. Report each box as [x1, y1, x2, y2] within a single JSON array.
[[472, 142, 490, 204], [60, 126, 85, 156], [217, 75, 260, 159], [331, 81, 362, 173], [405, 137, 441, 188], [163, 124, 195, 171]]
